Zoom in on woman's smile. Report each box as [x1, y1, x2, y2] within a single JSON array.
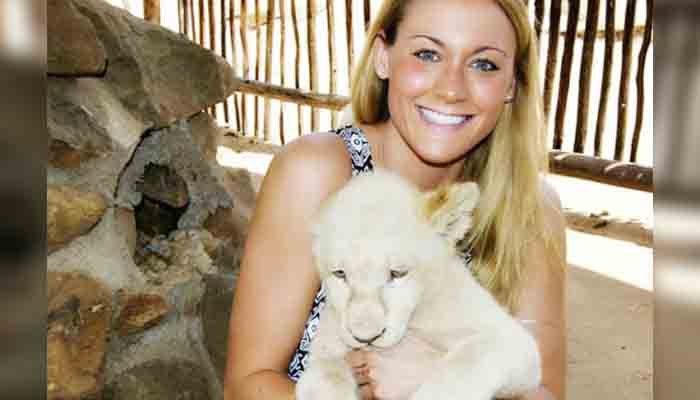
[[416, 105, 474, 129]]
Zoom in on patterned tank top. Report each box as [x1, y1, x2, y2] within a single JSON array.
[[286, 125, 471, 381]]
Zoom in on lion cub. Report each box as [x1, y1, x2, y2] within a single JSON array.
[[296, 169, 541, 400]]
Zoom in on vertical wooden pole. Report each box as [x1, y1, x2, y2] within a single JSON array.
[[190, 0, 197, 41], [630, 0, 653, 163], [183, 0, 191, 36], [199, 0, 206, 46], [209, 0, 218, 119], [231, 0, 242, 132], [264, 0, 277, 141], [552, 0, 579, 150], [279, 0, 287, 144], [594, 0, 616, 157], [255, 0, 262, 137], [144, 0, 161, 24], [327, 0, 338, 128], [222, 0, 231, 125], [364, 0, 370, 30], [614, 0, 637, 160], [241, 0, 250, 135], [178, 0, 184, 32], [291, 0, 303, 136], [308, 0, 319, 132], [543, 0, 562, 122], [345, 0, 354, 82], [573, 0, 601, 153]]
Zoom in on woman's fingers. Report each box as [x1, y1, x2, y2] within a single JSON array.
[[345, 349, 369, 368], [353, 366, 371, 385], [358, 382, 374, 400]]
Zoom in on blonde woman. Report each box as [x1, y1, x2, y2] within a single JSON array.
[[224, 0, 566, 399]]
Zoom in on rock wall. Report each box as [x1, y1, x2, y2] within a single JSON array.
[[47, 1, 254, 398]]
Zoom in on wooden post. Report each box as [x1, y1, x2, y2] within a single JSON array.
[[308, 0, 320, 132], [327, 0, 338, 128], [279, 0, 287, 144], [543, 0, 562, 122], [230, 0, 242, 132], [630, 0, 653, 163], [255, 0, 262, 137], [241, 0, 250, 135], [144, 0, 161, 24], [222, 0, 231, 124], [263, 0, 277, 141], [614, 0, 638, 160], [594, 0, 616, 157], [291, 0, 303, 136], [553, 0, 580, 151], [346, 0, 354, 82], [573, 0, 601, 153]]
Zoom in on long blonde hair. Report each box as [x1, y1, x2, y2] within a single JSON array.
[[350, 0, 552, 311]]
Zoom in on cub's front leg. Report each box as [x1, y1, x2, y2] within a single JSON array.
[[295, 356, 359, 400]]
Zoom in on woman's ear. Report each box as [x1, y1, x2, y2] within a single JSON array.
[[373, 33, 390, 80]]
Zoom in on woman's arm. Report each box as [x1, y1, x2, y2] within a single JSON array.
[[223, 133, 352, 400], [516, 180, 568, 400]]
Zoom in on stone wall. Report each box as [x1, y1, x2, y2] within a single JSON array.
[[47, 1, 254, 398]]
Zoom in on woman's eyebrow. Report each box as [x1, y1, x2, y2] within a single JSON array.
[[408, 34, 445, 47], [408, 35, 509, 57]]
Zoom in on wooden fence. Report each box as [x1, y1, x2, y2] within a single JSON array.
[[144, 0, 653, 246]]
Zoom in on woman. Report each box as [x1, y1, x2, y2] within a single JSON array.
[[224, 0, 567, 399]]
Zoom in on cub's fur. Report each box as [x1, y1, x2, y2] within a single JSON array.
[[296, 169, 541, 400]]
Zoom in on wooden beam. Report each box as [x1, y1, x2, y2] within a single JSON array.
[[144, 0, 161, 24], [549, 150, 653, 192], [564, 208, 652, 247], [234, 78, 350, 110]]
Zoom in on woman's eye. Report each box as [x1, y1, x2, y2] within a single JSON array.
[[413, 49, 440, 63], [389, 269, 409, 280], [471, 59, 499, 72], [332, 270, 346, 280]]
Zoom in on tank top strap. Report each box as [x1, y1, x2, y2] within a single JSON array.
[[334, 124, 375, 175]]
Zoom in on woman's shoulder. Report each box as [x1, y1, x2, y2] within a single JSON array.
[[259, 131, 354, 205]]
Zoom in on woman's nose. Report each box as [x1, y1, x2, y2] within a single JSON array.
[[434, 64, 468, 103]]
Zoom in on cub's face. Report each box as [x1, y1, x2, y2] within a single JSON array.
[[311, 170, 479, 349], [318, 232, 439, 349]]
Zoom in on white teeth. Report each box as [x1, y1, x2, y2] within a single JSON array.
[[418, 107, 469, 126]]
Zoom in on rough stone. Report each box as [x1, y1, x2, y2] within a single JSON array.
[[48, 208, 147, 292], [189, 111, 224, 162], [104, 359, 211, 400], [116, 121, 232, 230], [47, 271, 112, 400], [201, 272, 239, 382], [117, 293, 171, 336], [138, 164, 190, 208], [48, 77, 146, 200], [47, 184, 108, 253], [114, 207, 137, 258], [48, 0, 107, 76], [72, 0, 239, 127]]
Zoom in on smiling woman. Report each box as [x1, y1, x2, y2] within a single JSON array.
[[224, 1, 566, 400]]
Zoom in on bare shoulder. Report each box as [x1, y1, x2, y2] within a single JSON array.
[[258, 131, 353, 206]]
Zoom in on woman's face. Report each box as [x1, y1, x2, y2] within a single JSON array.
[[374, 0, 518, 166]]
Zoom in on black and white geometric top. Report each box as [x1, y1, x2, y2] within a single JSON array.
[[287, 125, 471, 381]]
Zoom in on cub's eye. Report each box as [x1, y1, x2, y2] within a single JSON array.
[[389, 269, 409, 280], [332, 270, 347, 280]]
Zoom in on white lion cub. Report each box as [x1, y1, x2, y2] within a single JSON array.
[[296, 169, 541, 400]]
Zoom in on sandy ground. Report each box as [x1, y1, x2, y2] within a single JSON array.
[[217, 147, 653, 400]]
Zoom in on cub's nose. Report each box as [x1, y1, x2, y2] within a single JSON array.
[[352, 328, 386, 345]]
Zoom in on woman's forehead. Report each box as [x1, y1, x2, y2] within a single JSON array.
[[396, 0, 517, 53]]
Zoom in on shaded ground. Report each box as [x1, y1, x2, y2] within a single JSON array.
[[567, 264, 652, 400]]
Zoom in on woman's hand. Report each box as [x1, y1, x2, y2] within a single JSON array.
[[344, 332, 444, 400]]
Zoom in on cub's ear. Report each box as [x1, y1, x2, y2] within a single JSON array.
[[420, 182, 480, 245]]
